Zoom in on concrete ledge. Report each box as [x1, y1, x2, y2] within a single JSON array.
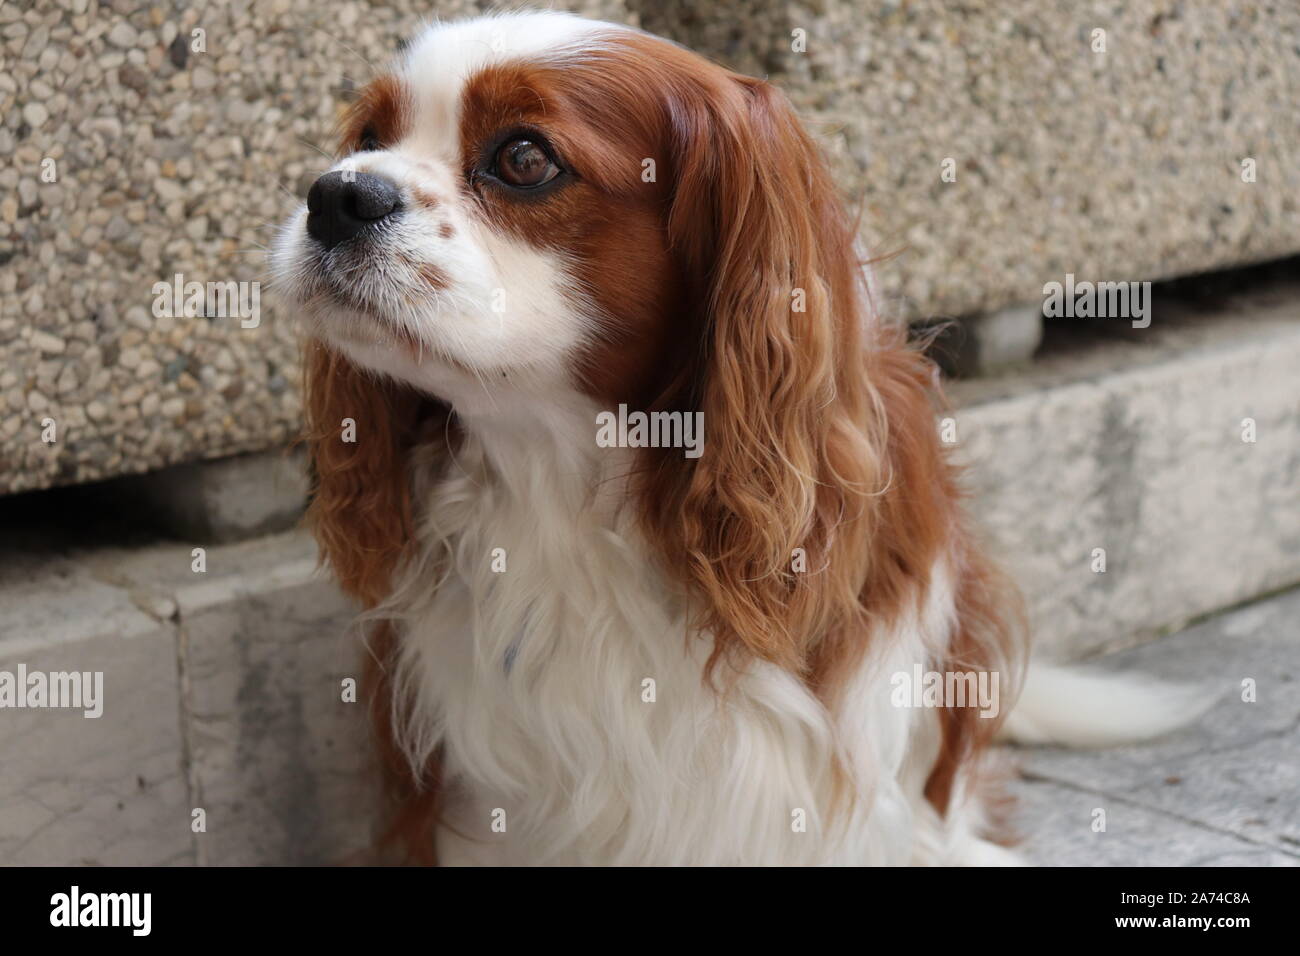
[[0, 530, 368, 866], [0, 631, 189, 866], [951, 279, 1300, 660], [176, 562, 370, 866], [0, 548, 189, 865], [115, 449, 309, 544]]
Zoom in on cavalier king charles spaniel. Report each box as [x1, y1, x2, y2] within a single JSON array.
[[273, 11, 1193, 865]]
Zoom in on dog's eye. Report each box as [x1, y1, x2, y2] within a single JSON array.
[[494, 138, 559, 188], [358, 126, 383, 152]]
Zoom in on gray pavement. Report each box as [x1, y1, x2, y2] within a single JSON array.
[[1011, 587, 1300, 866]]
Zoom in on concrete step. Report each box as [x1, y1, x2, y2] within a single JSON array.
[[0, 530, 369, 866], [951, 275, 1300, 660]]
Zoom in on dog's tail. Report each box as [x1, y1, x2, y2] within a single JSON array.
[[998, 662, 1216, 748]]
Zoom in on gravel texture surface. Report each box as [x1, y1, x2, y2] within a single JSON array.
[[3, 0, 1298, 492], [0, 0, 629, 494]]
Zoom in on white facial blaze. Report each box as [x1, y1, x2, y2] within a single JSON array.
[[271, 12, 618, 419]]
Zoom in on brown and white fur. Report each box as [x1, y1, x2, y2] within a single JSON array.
[[272, 11, 1198, 865]]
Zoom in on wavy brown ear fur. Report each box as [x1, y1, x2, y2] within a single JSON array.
[[302, 342, 448, 862], [636, 65, 1025, 808], [640, 71, 887, 684], [302, 343, 432, 605]]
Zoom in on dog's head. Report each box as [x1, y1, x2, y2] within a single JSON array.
[[274, 11, 862, 408]]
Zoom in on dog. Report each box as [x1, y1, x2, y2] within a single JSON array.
[[273, 10, 1198, 865]]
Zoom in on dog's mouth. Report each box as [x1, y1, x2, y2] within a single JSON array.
[[293, 264, 415, 353], [315, 267, 385, 315], [297, 260, 474, 373], [303, 237, 437, 313]]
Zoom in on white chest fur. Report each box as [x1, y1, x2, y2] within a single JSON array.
[[380, 403, 956, 865]]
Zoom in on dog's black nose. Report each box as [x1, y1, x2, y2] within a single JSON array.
[[306, 171, 402, 250]]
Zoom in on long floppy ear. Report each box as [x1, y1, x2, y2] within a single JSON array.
[[301, 342, 452, 862], [641, 72, 985, 695], [640, 73, 887, 682], [301, 342, 438, 606]]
